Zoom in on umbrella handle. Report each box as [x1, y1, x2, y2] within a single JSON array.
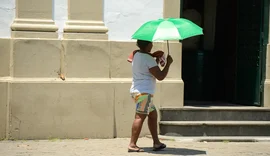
[[167, 40, 170, 56]]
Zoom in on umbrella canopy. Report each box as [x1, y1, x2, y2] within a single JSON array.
[[132, 18, 203, 41]]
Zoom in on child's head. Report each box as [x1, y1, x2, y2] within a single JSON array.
[[136, 40, 153, 52]]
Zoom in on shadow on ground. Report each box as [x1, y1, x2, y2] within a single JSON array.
[[143, 147, 206, 155]]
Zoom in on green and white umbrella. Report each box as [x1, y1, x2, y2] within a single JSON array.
[[132, 18, 203, 54]]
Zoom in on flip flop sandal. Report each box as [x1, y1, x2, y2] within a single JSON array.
[[153, 143, 166, 151], [128, 147, 144, 152]]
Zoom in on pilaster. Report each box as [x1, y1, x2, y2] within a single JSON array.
[[11, 0, 58, 39], [64, 0, 108, 39]]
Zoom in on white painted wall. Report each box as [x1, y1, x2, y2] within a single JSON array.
[[0, 0, 15, 38], [104, 0, 163, 41], [0, 0, 163, 40], [53, 0, 68, 39]]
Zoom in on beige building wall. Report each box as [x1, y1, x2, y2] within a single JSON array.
[[0, 39, 11, 140], [0, 0, 184, 139], [0, 81, 8, 140], [263, 7, 270, 108], [0, 40, 182, 140], [264, 43, 270, 107]]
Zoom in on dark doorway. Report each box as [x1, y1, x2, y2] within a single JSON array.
[[181, 0, 268, 106]]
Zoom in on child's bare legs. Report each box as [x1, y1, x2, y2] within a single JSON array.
[[129, 110, 165, 151], [129, 93, 165, 151], [148, 110, 162, 146], [129, 113, 147, 151]]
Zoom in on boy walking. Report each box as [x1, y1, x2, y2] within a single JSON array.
[[128, 40, 173, 152]]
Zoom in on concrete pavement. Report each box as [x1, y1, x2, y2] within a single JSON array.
[[0, 137, 270, 156]]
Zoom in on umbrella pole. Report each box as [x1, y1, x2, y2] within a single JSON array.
[[167, 40, 170, 56]]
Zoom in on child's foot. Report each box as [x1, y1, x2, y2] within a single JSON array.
[[128, 145, 144, 152], [153, 143, 166, 151]]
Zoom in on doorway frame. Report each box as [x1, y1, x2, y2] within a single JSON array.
[[178, 0, 270, 106], [261, 0, 270, 107]]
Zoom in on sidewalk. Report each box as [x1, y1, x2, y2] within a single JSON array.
[[1, 137, 270, 156]]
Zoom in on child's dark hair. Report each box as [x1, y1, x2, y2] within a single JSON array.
[[136, 40, 152, 50]]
